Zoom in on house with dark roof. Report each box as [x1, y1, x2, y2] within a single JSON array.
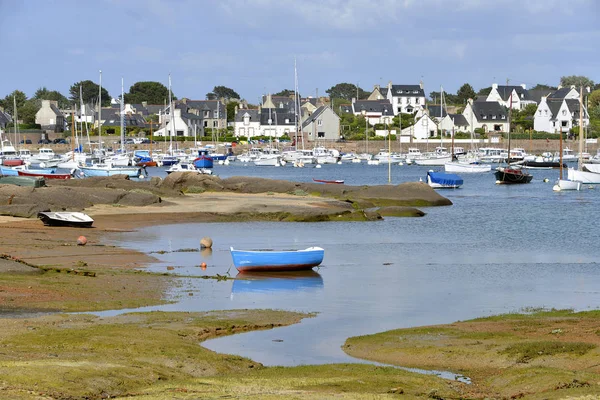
[[547, 86, 579, 100], [179, 99, 227, 135], [368, 84, 389, 101], [0, 108, 12, 129], [462, 99, 509, 133], [416, 104, 447, 122], [100, 109, 148, 135], [439, 113, 470, 134], [35, 100, 65, 132], [401, 114, 437, 140], [486, 83, 536, 110], [533, 95, 588, 134], [351, 99, 394, 125], [384, 82, 426, 115], [234, 108, 260, 138], [301, 105, 340, 142]]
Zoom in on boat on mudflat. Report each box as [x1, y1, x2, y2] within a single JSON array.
[[18, 170, 72, 179], [37, 211, 94, 228], [312, 178, 344, 184], [230, 246, 325, 272]]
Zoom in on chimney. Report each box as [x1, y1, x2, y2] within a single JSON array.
[[492, 83, 498, 89], [352, 97, 356, 104], [467, 98, 474, 105], [374, 84, 380, 90], [520, 84, 527, 89], [234, 105, 238, 114], [419, 80, 423, 90], [142, 101, 147, 107]]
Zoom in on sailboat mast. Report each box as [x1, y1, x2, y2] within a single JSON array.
[[294, 57, 298, 149], [440, 86, 443, 149], [578, 86, 584, 170], [120, 77, 125, 153], [168, 74, 174, 155], [13, 95, 18, 148], [99, 70, 103, 152], [507, 79, 512, 165], [559, 126, 563, 180]]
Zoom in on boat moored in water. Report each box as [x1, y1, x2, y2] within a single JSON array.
[[230, 246, 325, 272]]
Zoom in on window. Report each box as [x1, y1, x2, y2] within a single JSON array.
[[204, 111, 210, 118], [176, 130, 184, 136], [213, 111, 218, 118], [562, 121, 568, 127], [285, 118, 290, 124], [317, 132, 325, 138], [482, 115, 487, 119], [492, 115, 496, 119], [494, 124, 502, 131], [203, 121, 208, 127], [239, 128, 245, 135], [213, 121, 218, 127], [562, 110, 567, 116], [317, 119, 322, 126], [502, 115, 506, 120], [544, 110, 548, 116], [538, 110, 542, 116]]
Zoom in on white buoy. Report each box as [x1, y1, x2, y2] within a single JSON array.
[[224, 159, 230, 166], [218, 160, 224, 165], [139, 174, 145, 179], [543, 178, 549, 183], [337, 161, 342, 165], [316, 164, 322, 169]]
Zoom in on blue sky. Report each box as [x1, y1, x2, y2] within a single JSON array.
[[0, 0, 598, 103]]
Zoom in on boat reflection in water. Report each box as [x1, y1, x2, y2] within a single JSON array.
[[231, 270, 323, 296]]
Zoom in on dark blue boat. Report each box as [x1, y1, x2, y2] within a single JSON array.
[[230, 246, 325, 272]]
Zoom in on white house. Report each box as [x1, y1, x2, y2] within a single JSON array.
[[234, 109, 260, 138], [439, 113, 470, 134], [401, 114, 437, 140], [462, 99, 509, 133], [351, 99, 394, 125], [486, 83, 536, 110], [153, 108, 201, 137], [533, 97, 588, 133], [385, 82, 426, 115]]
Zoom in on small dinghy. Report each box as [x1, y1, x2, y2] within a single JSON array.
[[230, 246, 324, 272], [312, 178, 344, 184], [37, 212, 94, 228]]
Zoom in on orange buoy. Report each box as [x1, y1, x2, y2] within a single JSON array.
[[77, 236, 87, 246], [200, 262, 207, 270]]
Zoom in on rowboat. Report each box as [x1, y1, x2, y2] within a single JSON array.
[[18, 170, 72, 180], [313, 178, 344, 184], [230, 246, 325, 272], [37, 212, 94, 228]]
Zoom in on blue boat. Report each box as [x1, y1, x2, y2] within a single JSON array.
[[426, 171, 463, 189], [193, 149, 214, 169], [231, 271, 323, 295], [230, 246, 325, 272], [0, 166, 55, 176]]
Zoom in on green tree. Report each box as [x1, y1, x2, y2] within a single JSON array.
[[587, 89, 600, 109], [212, 85, 240, 100], [477, 86, 492, 96], [33, 87, 70, 108], [521, 103, 538, 117], [20, 100, 40, 124], [205, 92, 216, 100], [124, 81, 171, 104], [560, 75, 595, 89], [69, 80, 110, 106], [326, 83, 368, 101], [226, 101, 239, 122], [456, 83, 476, 104], [274, 89, 295, 97], [1, 90, 28, 117], [530, 83, 557, 91]]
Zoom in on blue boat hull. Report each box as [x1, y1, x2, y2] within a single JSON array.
[[193, 156, 214, 169], [1, 166, 55, 176], [230, 247, 324, 272]]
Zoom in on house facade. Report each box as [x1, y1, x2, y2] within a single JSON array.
[[462, 99, 509, 133], [401, 114, 437, 140], [178, 99, 227, 136], [153, 108, 202, 137], [415, 105, 447, 123], [439, 113, 470, 134], [533, 96, 588, 134], [367, 84, 389, 101], [486, 83, 536, 110], [234, 109, 260, 138], [385, 82, 426, 115], [0, 108, 11, 129], [301, 105, 340, 141], [35, 100, 65, 132], [351, 99, 394, 125]]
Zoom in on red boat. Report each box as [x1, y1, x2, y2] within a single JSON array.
[[18, 170, 72, 180], [312, 178, 344, 184], [3, 158, 24, 166], [136, 160, 157, 167]]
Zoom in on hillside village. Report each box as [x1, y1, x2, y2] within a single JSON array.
[[0, 79, 596, 145]]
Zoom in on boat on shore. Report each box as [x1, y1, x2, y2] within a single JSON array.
[[312, 178, 344, 184], [18, 170, 72, 180], [37, 211, 94, 228], [230, 246, 325, 272]]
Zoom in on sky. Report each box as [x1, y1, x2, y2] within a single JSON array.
[[0, 0, 599, 104]]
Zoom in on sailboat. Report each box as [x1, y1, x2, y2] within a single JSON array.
[[494, 84, 532, 184], [106, 78, 131, 167], [444, 121, 491, 173], [567, 87, 600, 184], [553, 124, 581, 191]]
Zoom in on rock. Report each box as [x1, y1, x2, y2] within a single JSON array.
[[200, 237, 213, 248], [77, 236, 87, 246], [378, 206, 426, 217]]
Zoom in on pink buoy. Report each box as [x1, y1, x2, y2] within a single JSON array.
[[77, 236, 87, 246]]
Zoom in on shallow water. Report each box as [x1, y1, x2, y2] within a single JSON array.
[[102, 162, 600, 366]]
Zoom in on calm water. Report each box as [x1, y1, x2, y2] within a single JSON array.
[[102, 161, 600, 366]]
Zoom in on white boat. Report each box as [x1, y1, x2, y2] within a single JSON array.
[[166, 162, 212, 175], [313, 147, 339, 164], [414, 154, 452, 166], [254, 154, 282, 166], [403, 148, 422, 162], [478, 147, 504, 163], [554, 179, 582, 191], [106, 152, 131, 166], [583, 164, 600, 174], [444, 161, 491, 173], [374, 150, 403, 164], [78, 163, 143, 178], [567, 168, 600, 184], [563, 92, 594, 187], [553, 147, 578, 163], [38, 211, 94, 228]]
